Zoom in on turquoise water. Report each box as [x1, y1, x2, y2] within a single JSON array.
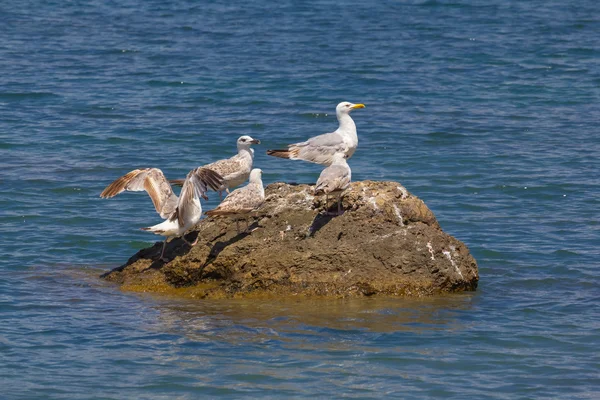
[[1, 0, 599, 398]]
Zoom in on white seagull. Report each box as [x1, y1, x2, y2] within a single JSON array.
[[100, 167, 223, 261], [171, 135, 260, 200], [267, 101, 365, 166], [314, 152, 352, 215], [204, 168, 265, 233]]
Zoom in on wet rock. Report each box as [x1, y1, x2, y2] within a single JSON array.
[[102, 181, 479, 298]]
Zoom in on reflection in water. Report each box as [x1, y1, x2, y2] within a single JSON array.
[[31, 267, 594, 399], [150, 294, 477, 346], [50, 267, 485, 397]]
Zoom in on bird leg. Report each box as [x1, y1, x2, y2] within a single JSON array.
[[236, 219, 240, 234], [219, 188, 230, 201], [337, 194, 343, 215], [159, 239, 168, 262], [245, 217, 249, 232]]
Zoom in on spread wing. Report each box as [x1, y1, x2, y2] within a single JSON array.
[[100, 168, 178, 219], [169, 156, 246, 188], [176, 167, 224, 226]]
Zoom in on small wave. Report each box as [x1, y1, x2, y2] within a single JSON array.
[[552, 249, 579, 257], [106, 136, 136, 144], [0, 92, 60, 101], [147, 80, 194, 87], [426, 131, 467, 139], [0, 142, 27, 150], [300, 112, 330, 119]]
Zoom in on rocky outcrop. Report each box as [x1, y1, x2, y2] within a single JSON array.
[[102, 181, 478, 298]]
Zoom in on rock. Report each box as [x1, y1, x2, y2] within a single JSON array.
[[102, 181, 479, 298]]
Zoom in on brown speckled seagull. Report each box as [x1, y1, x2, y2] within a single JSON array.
[[171, 135, 260, 200], [204, 168, 265, 233]]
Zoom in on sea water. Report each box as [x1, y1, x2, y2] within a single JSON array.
[[1, 1, 599, 398]]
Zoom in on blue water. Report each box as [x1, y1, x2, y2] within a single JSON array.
[[1, 0, 599, 398]]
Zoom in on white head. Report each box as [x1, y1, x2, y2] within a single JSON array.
[[237, 135, 261, 151], [331, 152, 349, 164], [336, 101, 365, 117], [249, 168, 263, 183]]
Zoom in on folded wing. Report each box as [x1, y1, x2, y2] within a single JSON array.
[[315, 164, 351, 195], [204, 184, 263, 217], [268, 131, 347, 165]]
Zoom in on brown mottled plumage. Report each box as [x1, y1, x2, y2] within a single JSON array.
[[170, 135, 260, 200], [100, 168, 179, 219], [204, 168, 265, 233]]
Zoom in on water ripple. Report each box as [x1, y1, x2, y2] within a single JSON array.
[[1, 0, 600, 398]]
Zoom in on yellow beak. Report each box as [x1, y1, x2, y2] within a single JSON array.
[[351, 103, 365, 109]]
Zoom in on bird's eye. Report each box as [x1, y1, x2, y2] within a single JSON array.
[[346, 104, 350, 107]]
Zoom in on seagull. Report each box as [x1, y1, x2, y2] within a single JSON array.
[[267, 101, 365, 166], [100, 167, 223, 261], [170, 135, 260, 200], [314, 152, 351, 215], [204, 168, 265, 233]]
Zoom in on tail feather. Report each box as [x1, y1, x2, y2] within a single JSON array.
[[141, 226, 166, 234], [266, 149, 291, 159], [267, 147, 300, 160], [314, 180, 328, 196]]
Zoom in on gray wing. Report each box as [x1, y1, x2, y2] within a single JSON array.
[[315, 164, 351, 195], [100, 168, 178, 219], [305, 132, 345, 148], [291, 132, 347, 165]]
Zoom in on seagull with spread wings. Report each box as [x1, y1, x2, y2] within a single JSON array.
[[100, 167, 223, 261]]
